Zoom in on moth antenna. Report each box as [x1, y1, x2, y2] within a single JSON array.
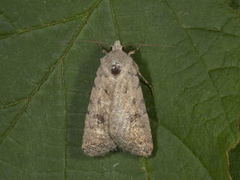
[[121, 40, 145, 55], [79, 39, 112, 52], [127, 46, 141, 56], [133, 43, 174, 48], [79, 39, 111, 46]]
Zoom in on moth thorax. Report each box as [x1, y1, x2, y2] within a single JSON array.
[[111, 61, 121, 75]]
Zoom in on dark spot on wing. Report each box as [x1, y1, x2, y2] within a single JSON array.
[[94, 114, 105, 124], [124, 86, 128, 93], [134, 113, 141, 118], [130, 113, 141, 123], [132, 98, 136, 104], [104, 89, 109, 95], [130, 118, 135, 123]]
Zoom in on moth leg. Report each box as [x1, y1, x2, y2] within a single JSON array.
[[132, 61, 154, 93], [138, 70, 152, 89], [101, 48, 108, 54], [128, 46, 141, 56], [96, 43, 111, 54], [128, 50, 135, 56], [127, 39, 146, 56]]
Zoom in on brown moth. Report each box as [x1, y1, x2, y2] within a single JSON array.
[[82, 40, 153, 157]]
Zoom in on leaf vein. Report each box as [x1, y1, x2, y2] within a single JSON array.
[[0, 3, 102, 41], [0, 97, 27, 110], [163, 0, 231, 179], [60, 0, 104, 179], [0, 0, 103, 146], [160, 123, 212, 179], [183, 27, 240, 38]]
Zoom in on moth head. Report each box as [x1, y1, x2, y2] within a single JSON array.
[[112, 40, 122, 51], [101, 41, 131, 76]]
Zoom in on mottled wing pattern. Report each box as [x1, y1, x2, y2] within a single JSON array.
[[110, 63, 153, 157], [82, 67, 116, 156], [82, 40, 153, 157]]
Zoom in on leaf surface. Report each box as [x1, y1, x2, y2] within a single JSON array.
[[0, 0, 240, 179]]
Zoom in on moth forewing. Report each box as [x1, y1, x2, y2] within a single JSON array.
[[81, 65, 117, 157]]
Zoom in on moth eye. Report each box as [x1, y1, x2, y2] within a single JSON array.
[[111, 62, 121, 75]]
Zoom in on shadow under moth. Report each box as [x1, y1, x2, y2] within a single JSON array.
[[82, 40, 153, 157]]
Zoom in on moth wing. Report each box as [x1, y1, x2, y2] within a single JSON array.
[[110, 65, 153, 157], [82, 69, 116, 156]]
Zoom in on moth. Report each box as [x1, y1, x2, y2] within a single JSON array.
[[82, 40, 153, 157]]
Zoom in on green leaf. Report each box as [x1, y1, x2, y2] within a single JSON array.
[[230, 144, 240, 180], [0, 0, 240, 179]]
